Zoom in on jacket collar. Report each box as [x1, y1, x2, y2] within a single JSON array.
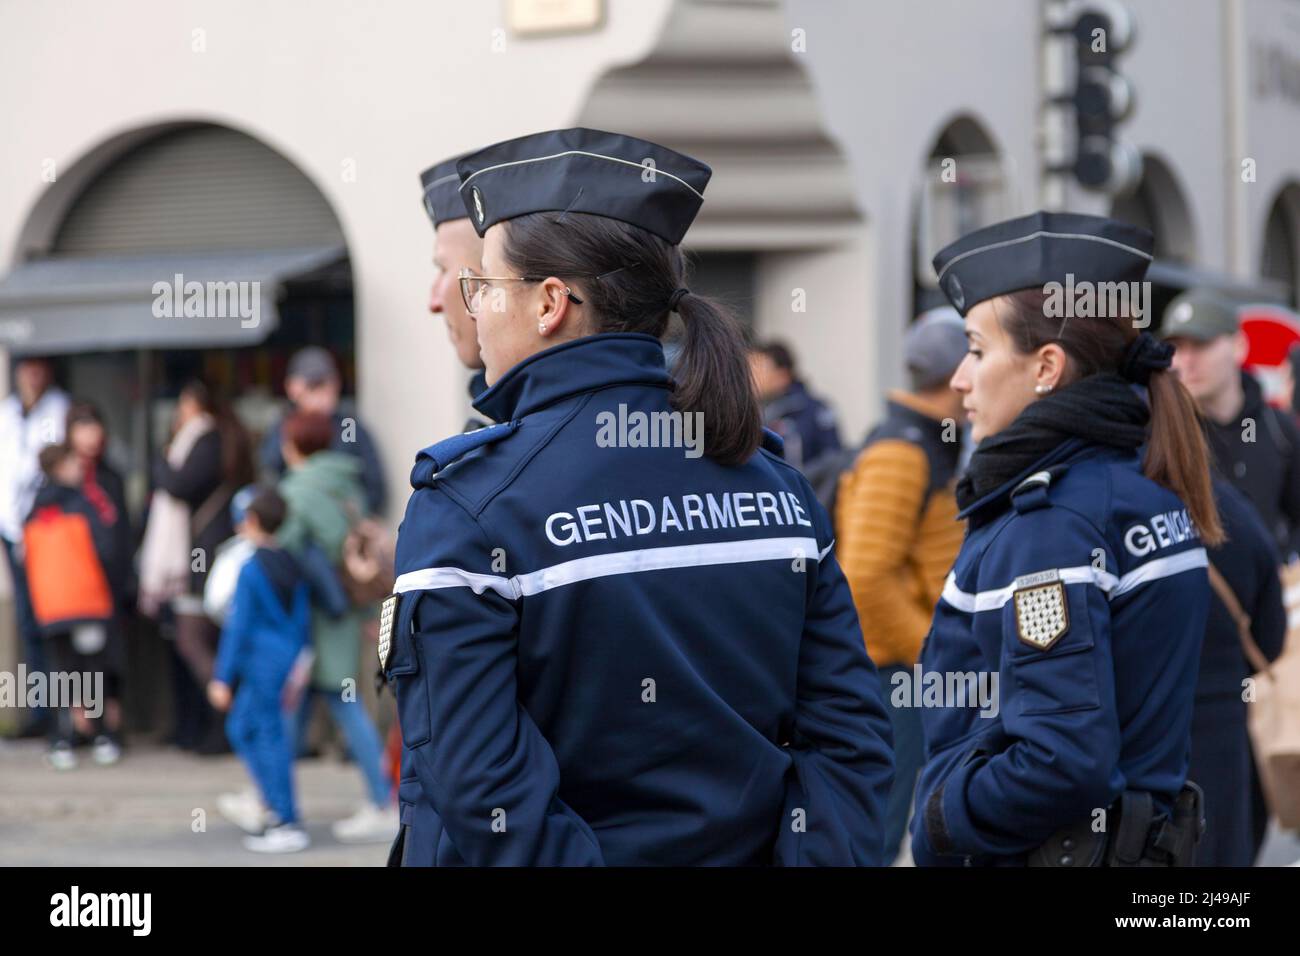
[[885, 393, 963, 476], [473, 333, 671, 422], [886, 390, 953, 428], [468, 369, 489, 401], [957, 437, 1094, 523]]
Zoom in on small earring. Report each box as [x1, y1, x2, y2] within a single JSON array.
[[538, 323, 547, 334], [1035, 384, 1053, 395]]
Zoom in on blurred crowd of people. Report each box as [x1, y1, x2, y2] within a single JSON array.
[[0, 347, 397, 852]]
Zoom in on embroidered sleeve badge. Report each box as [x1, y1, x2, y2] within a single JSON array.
[[377, 594, 399, 671], [1014, 581, 1069, 651]]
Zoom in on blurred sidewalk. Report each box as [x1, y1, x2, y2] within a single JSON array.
[[3, 734, 1297, 867], [0, 739, 389, 866]]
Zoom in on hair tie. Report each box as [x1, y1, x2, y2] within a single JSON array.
[[668, 288, 691, 312], [1119, 331, 1174, 385]]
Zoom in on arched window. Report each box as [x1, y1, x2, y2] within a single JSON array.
[[914, 115, 1011, 315], [1110, 153, 1196, 263], [1262, 184, 1300, 307]]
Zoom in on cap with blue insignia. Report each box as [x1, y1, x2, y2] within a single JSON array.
[[455, 127, 711, 245], [419, 154, 468, 228], [932, 211, 1154, 316]]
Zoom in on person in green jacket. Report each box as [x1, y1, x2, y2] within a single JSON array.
[[278, 410, 397, 845]]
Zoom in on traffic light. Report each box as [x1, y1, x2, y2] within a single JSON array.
[[1067, 1, 1142, 194]]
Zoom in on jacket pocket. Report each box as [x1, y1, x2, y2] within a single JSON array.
[[388, 593, 431, 747], [1010, 642, 1102, 716]]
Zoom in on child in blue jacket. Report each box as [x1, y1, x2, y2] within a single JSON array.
[[208, 488, 311, 854]]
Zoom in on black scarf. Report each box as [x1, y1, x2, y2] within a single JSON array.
[[956, 373, 1149, 511]]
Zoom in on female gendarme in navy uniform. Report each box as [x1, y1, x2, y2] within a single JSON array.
[[381, 128, 894, 866], [911, 212, 1220, 867]]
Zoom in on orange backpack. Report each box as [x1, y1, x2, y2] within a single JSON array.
[[23, 505, 113, 629]]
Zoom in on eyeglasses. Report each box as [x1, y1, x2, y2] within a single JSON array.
[[458, 268, 584, 315]]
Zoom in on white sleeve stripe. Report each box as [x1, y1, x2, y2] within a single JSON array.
[[941, 565, 1111, 613], [941, 548, 1207, 612], [1110, 547, 1208, 597], [515, 536, 819, 597], [392, 566, 518, 600], [939, 572, 975, 612], [393, 536, 824, 601]]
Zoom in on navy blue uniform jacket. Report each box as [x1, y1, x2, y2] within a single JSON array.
[[388, 333, 894, 866], [911, 438, 1210, 865]]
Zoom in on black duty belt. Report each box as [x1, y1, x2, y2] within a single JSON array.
[[1027, 781, 1206, 867]]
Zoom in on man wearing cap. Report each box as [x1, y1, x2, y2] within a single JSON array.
[[419, 155, 491, 412], [372, 155, 497, 801], [259, 347, 387, 515], [1162, 289, 1300, 560], [834, 307, 967, 863]]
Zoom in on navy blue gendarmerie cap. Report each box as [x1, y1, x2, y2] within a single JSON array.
[[932, 211, 1154, 316], [419, 154, 468, 228], [455, 128, 711, 245]]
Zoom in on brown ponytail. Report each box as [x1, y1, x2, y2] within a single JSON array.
[[500, 212, 762, 465], [1142, 367, 1223, 545], [669, 293, 764, 465], [997, 290, 1223, 545]]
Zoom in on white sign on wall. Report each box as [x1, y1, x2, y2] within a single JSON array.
[[508, 0, 604, 36]]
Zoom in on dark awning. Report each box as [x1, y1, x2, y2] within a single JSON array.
[[0, 245, 346, 355]]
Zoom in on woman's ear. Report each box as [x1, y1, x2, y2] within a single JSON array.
[[1036, 342, 1067, 390], [537, 276, 577, 338]]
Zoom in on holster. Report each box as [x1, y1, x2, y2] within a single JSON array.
[[1027, 781, 1205, 867], [1143, 781, 1205, 867]]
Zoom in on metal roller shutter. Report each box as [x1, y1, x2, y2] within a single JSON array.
[[54, 125, 345, 255]]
